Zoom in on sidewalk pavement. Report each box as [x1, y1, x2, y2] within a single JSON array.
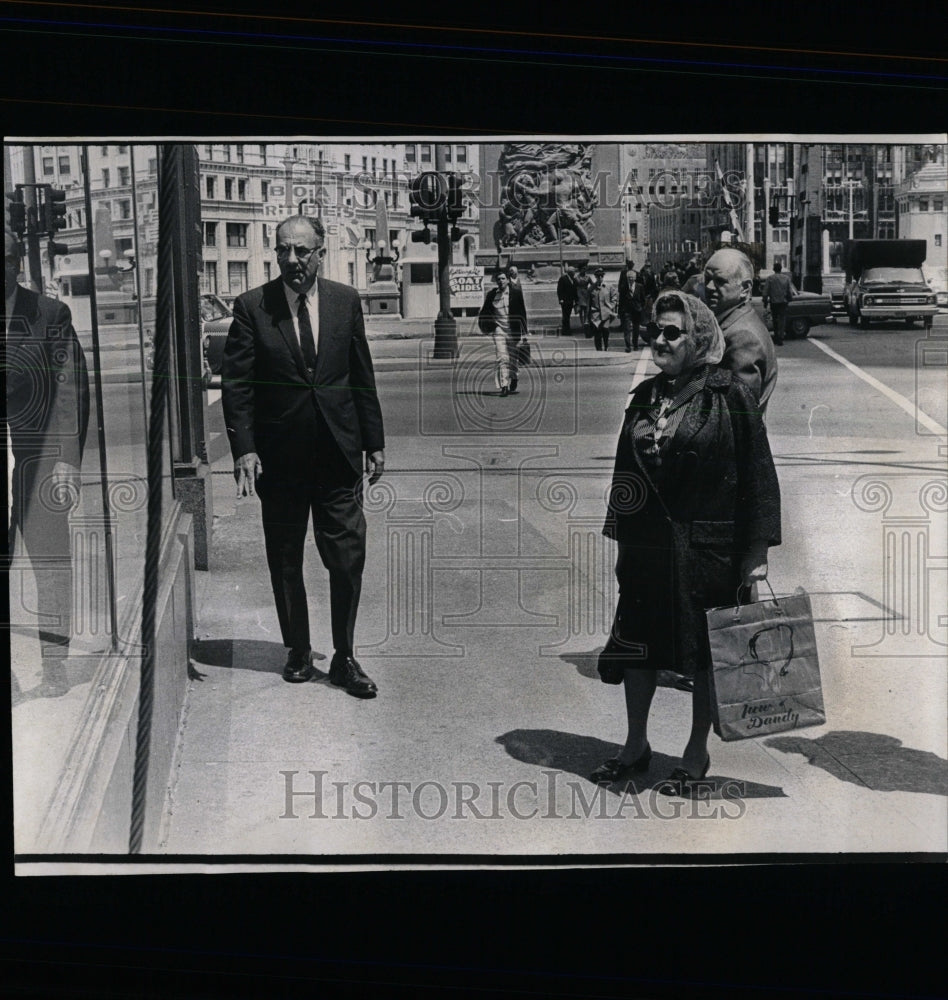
[[161, 408, 948, 856]]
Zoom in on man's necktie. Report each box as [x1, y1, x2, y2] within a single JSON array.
[[297, 294, 318, 373]]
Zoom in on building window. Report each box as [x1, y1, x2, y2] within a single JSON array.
[[117, 145, 127, 154], [148, 157, 157, 175], [58, 155, 71, 174], [344, 154, 351, 172], [261, 180, 269, 200], [118, 200, 131, 220], [348, 261, 355, 285], [226, 223, 248, 248], [228, 261, 249, 295], [223, 145, 231, 162], [385, 191, 390, 207], [362, 156, 368, 171], [629, 222, 638, 239], [444, 147, 452, 163], [41, 155, 54, 175], [935, 234, 943, 248], [118, 166, 130, 186], [364, 228, 376, 246], [144, 267, 154, 296], [115, 237, 134, 258], [420, 144, 431, 163], [935, 199, 944, 212], [100, 145, 109, 155], [405, 145, 416, 163], [236, 144, 244, 163], [456, 146, 467, 163], [259, 144, 268, 165], [371, 157, 377, 174], [392, 191, 399, 211], [262, 223, 270, 247], [237, 179, 247, 201], [202, 261, 217, 294], [204, 144, 213, 160], [204, 222, 217, 247], [102, 168, 110, 187], [919, 199, 929, 212], [264, 261, 272, 281], [224, 178, 233, 200], [206, 176, 216, 199], [383, 158, 388, 173]]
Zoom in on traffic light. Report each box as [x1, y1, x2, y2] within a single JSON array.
[[410, 227, 432, 244], [768, 205, 779, 227], [409, 171, 445, 223], [48, 240, 85, 259], [446, 173, 465, 220], [42, 186, 67, 235], [450, 225, 465, 243], [9, 189, 26, 236]]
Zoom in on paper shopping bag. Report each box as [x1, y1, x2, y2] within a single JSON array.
[[706, 588, 825, 742]]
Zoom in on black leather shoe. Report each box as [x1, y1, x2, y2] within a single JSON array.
[[589, 744, 652, 783], [500, 385, 509, 397], [328, 653, 378, 698], [510, 378, 518, 394], [282, 649, 315, 683], [658, 756, 711, 796]]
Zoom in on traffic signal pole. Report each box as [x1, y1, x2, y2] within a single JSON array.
[[432, 143, 458, 359], [21, 148, 43, 290]]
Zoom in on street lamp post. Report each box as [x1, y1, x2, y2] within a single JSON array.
[[432, 143, 458, 359]]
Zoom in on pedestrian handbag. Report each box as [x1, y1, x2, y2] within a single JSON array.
[[705, 583, 825, 741], [516, 337, 532, 366]]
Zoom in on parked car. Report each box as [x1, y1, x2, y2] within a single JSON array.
[[201, 293, 233, 386], [843, 240, 937, 329], [751, 272, 833, 338]]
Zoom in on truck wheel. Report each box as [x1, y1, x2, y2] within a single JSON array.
[[858, 315, 870, 329], [789, 317, 810, 338]]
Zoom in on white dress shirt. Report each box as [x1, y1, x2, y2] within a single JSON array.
[[282, 280, 319, 354]]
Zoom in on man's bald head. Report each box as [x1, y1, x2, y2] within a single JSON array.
[[703, 248, 754, 315]]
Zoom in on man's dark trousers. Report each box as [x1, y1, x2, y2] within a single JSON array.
[[771, 302, 787, 344], [621, 313, 641, 350], [258, 407, 364, 655]]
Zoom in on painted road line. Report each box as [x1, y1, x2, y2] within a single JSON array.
[[808, 337, 947, 436]]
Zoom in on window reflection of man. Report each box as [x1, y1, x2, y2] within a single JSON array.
[[5, 231, 90, 697]]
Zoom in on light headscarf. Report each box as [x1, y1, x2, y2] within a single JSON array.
[[651, 290, 725, 366]]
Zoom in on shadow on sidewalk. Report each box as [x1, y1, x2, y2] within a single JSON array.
[[190, 638, 328, 677], [766, 731, 948, 796], [560, 649, 696, 691], [496, 729, 786, 799]]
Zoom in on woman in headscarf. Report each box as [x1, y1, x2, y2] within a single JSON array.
[[592, 291, 781, 794]]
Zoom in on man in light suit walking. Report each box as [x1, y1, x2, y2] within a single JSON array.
[[222, 215, 385, 695]]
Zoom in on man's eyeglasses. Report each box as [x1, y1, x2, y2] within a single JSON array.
[[275, 244, 322, 259], [643, 322, 684, 343]]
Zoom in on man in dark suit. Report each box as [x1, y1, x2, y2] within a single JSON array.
[[587, 267, 618, 352], [703, 248, 777, 415], [762, 260, 795, 346], [617, 259, 645, 351], [5, 231, 90, 694], [556, 265, 576, 337], [222, 215, 385, 695]]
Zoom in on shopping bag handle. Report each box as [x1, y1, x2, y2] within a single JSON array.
[[733, 578, 780, 617]]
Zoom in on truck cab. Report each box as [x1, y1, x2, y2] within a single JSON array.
[[843, 239, 937, 329]]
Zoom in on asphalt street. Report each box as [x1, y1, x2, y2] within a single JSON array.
[[155, 316, 947, 856]]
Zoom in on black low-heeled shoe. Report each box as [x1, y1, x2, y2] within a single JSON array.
[[657, 756, 711, 796], [589, 744, 652, 783]]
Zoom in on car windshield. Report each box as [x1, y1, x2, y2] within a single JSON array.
[[201, 296, 231, 321], [862, 267, 926, 284]]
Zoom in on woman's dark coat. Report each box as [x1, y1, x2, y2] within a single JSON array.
[[603, 367, 781, 675]]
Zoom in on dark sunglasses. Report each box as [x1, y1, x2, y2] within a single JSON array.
[[643, 322, 684, 343]]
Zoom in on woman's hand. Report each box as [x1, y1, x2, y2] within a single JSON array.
[[740, 540, 769, 588]]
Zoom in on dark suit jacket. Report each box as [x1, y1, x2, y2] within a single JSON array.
[[4, 285, 89, 471], [221, 277, 384, 480], [617, 270, 645, 316], [477, 284, 528, 336], [557, 273, 576, 306]]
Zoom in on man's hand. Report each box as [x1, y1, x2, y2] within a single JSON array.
[[366, 449, 385, 485], [234, 452, 263, 497], [740, 540, 769, 588], [50, 461, 81, 509]]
